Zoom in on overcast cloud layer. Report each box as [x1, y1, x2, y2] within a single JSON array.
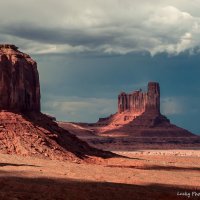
[[1, 0, 200, 55], [0, 1, 200, 134]]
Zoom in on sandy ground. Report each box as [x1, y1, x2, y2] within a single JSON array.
[[0, 150, 200, 200]]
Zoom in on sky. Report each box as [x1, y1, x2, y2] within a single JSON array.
[[0, 0, 199, 134]]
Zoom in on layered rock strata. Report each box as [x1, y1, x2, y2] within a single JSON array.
[[118, 82, 160, 116], [0, 44, 40, 112]]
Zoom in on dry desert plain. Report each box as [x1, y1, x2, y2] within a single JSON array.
[[0, 149, 200, 200]]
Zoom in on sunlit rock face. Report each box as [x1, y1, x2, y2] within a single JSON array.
[[0, 44, 40, 112], [118, 82, 160, 116]]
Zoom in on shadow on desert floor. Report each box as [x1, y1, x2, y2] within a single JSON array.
[[106, 165, 200, 172], [0, 163, 40, 167], [0, 175, 199, 200]]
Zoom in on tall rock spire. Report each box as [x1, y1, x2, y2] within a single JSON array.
[[145, 82, 160, 114]]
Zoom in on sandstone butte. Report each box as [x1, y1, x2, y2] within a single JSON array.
[[95, 82, 195, 137], [0, 44, 114, 162]]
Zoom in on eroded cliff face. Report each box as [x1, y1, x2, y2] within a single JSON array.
[[0, 44, 40, 112], [0, 44, 113, 161], [118, 91, 147, 115], [145, 82, 160, 114], [118, 82, 160, 116]]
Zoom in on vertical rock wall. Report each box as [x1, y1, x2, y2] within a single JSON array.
[[145, 82, 160, 114], [118, 82, 160, 115], [0, 44, 40, 112]]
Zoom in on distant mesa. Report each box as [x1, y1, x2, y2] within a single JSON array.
[[95, 82, 195, 137], [0, 44, 114, 161]]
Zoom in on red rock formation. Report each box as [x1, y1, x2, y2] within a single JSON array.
[[118, 82, 159, 115], [0, 111, 114, 162], [0, 44, 114, 161], [145, 82, 160, 114], [97, 82, 162, 126], [0, 44, 40, 112], [95, 82, 195, 138]]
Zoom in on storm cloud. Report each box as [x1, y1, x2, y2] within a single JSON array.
[[1, 0, 200, 55]]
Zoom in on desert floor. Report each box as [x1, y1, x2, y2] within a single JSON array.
[[0, 150, 200, 200]]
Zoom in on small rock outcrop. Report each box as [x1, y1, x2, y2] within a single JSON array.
[[0, 44, 40, 112]]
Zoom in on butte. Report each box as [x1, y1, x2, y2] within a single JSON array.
[[0, 44, 113, 162], [95, 82, 196, 137]]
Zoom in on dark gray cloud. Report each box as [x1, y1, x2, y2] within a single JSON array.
[[1, 0, 200, 55], [2, 23, 115, 46]]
